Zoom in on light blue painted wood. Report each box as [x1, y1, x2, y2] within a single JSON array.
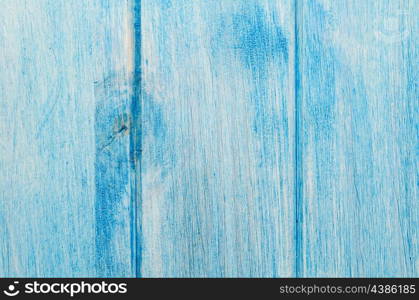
[[140, 0, 296, 277], [0, 0, 416, 278], [296, 0, 418, 277], [0, 0, 136, 277]]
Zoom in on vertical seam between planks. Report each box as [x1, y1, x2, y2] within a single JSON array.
[[294, 0, 303, 278], [130, 0, 142, 278]]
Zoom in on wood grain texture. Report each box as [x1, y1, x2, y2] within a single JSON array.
[[296, 0, 418, 277], [140, 0, 296, 277], [0, 0, 417, 278], [0, 0, 136, 277]]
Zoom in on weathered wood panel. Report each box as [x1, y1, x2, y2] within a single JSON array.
[[0, 0, 136, 277], [296, 0, 418, 277], [140, 0, 296, 277]]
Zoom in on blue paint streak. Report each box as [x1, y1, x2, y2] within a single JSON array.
[[233, 6, 288, 70], [94, 71, 131, 276], [232, 4, 289, 168], [131, 0, 142, 278]]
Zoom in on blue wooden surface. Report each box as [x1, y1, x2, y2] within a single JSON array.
[[0, 0, 417, 277], [296, 0, 418, 277], [140, 0, 295, 277], [0, 0, 136, 277]]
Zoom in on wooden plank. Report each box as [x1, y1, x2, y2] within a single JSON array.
[[0, 0, 136, 276], [140, 0, 296, 277], [296, 0, 418, 276]]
